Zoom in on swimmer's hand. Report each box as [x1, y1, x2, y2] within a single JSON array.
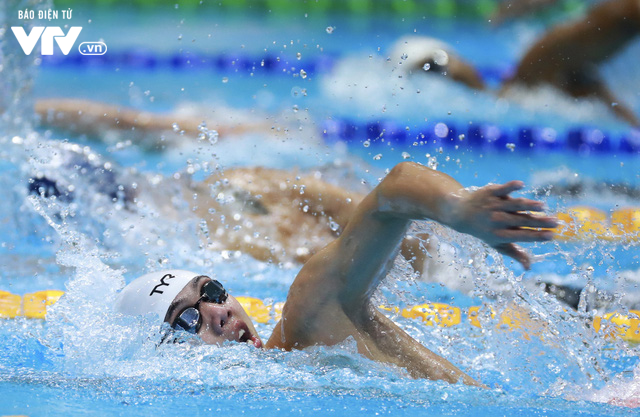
[[444, 181, 558, 270]]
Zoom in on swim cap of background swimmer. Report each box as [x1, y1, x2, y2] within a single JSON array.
[[115, 270, 202, 321]]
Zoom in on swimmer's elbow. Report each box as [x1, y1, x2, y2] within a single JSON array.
[[376, 162, 416, 203], [378, 162, 436, 200], [384, 162, 419, 185]]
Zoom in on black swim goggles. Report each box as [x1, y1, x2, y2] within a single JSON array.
[[172, 279, 228, 334]]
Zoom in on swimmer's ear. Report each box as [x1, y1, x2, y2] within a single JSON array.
[[494, 243, 531, 270]]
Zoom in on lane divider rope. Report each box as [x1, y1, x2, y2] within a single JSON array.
[[1, 291, 638, 342], [39, 51, 513, 84], [322, 119, 640, 154], [548, 207, 640, 242]]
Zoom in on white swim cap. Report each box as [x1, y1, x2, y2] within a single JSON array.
[[115, 269, 202, 321]]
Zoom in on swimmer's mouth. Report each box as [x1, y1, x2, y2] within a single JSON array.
[[237, 324, 262, 348]]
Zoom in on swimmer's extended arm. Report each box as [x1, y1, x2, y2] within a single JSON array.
[[316, 162, 555, 301], [273, 162, 556, 384], [590, 83, 640, 127], [35, 98, 269, 140], [448, 58, 486, 91]]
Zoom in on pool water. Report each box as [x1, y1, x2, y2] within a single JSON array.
[[1, 3, 640, 416]]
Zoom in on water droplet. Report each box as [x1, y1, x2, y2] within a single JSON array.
[[401, 152, 411, 159], [296, 52, 302, 60], [207, 130, 219, 145], [222, 77, 229, 83], [506, 143, 516, 152], [400, 53, 408, 61], [329, 220, 339, 231], [373, 154, 382, 160], [434, 123, 448, 138], [427, 156, 439, 170], [363, 139, 371, 148], [422, 63, 431, 71], [326, 26, 334, 34], [300, 69, 307, 79], [172, 123, 180, 132]]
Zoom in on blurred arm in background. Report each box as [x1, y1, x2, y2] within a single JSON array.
[[500, 0, 640, 126]]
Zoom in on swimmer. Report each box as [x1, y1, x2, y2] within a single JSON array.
[[27, 141, 427, 266], [117, 161, 557, 386], [501, 0, 640, 126], [388, 36, 486, 91], [35, 98, 271, 147]]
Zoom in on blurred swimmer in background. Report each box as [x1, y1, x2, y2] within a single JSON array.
[[388, 35, 486, 91], [116, 161, 557, 386], [35, 98, 271, 149], [28, 139, 434, 268], [501, 0, 640, 126], [387, 0, 640, 126]]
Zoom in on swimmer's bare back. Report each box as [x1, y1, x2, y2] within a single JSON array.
[[189, 167, 364, 264], [35, 98, 271, 144], [502, 0, 640, 125], [265, 162, 557, 385]]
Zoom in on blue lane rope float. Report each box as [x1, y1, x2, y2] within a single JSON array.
[[38, 50, 515, 84], [321, 119, 640, 154], [2, 291, 639, 343], [39, 50, 338, 77]]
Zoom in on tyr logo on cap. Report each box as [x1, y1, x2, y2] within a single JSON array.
[[149, 273, 176, 296]]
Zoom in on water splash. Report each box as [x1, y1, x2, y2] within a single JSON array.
[[0, 0, 52, 137]]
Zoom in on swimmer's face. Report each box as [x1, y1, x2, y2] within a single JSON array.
[[164, 275, 263, 348]]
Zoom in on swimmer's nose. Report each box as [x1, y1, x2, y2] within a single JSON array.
[[199, 303, 232, 335]]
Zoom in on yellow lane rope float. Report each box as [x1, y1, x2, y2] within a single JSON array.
[[551, 207, 640, 242], [1, 291, 639, 343]]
